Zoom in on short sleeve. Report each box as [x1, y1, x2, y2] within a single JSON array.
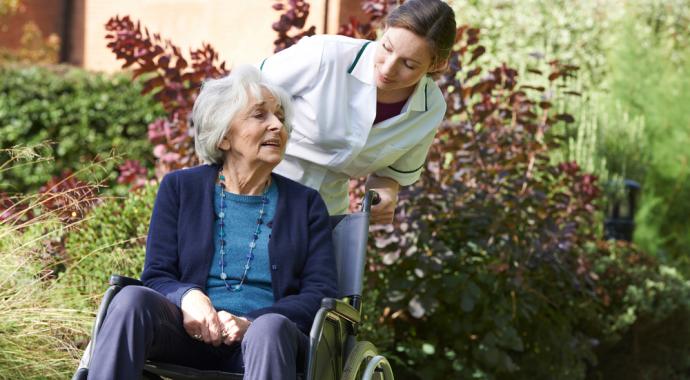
[[374, 129, 436, 186], [258, 36, 325, 96]]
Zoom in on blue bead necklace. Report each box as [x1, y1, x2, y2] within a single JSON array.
[[217, 170, 269, 292]]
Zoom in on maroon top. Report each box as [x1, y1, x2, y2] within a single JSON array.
[[373, 98, 408, 124]]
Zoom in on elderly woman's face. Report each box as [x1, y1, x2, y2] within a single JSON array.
[[218, 87, 288, 167]]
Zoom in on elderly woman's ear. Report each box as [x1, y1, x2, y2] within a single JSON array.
[[218, 135, 231, 151]]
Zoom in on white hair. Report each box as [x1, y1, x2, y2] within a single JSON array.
[[192, 64, 293, 165]]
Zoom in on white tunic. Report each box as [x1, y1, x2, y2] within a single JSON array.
[[260, 35, 446, 214]]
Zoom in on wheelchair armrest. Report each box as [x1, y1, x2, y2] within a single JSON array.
[[73, 275, 143, 378], [109, 275, 143, 287], [320, 297, 360, 324]]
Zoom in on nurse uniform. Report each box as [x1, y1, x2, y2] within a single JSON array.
[[260, 34, 447, 214]]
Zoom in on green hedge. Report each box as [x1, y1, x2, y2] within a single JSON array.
[[59, 184, 156, 308], [0, 65, 164, 193]]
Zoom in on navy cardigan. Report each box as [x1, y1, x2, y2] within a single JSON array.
[[141, 164, 338, 334]]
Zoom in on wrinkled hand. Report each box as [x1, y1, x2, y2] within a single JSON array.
[[180, 289, 224, 347], [365, 175, 400, 225], [218, 310, 252, 344]]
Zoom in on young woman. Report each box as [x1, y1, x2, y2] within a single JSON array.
[[260, 0, 456, 223]]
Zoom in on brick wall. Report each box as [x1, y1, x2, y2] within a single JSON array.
[[0, 0, 64, 50], [0, 0, 370, 72]]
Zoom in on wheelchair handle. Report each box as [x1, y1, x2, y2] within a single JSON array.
[[361, 190, 380, 213]]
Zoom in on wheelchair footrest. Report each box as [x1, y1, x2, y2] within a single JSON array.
[[143, 362, 305, 380], [144, 362, 243, 380]]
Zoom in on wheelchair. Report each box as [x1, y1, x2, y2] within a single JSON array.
[[72, 190, 394, 380]]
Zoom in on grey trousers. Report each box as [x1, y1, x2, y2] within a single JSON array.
[[87, 286, 308, 380]]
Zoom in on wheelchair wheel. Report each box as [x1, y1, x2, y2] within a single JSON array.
[[342, 341, 394, 380]]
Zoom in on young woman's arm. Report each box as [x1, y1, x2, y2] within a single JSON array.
[[368, 128, 436, 223]]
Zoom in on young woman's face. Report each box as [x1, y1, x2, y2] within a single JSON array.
[[374, 27, 434, 93]]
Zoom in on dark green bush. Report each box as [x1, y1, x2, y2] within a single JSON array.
[[0, 65, 164, 193], [588, 244, 690, 380], [356, 23, 690, 380], [59, 184, 156, 308]]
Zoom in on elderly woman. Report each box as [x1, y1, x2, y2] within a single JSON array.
[[87, 65, 338, 380]]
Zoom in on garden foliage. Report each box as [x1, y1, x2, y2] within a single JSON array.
[[0, 1, 685, 379], [0, 235, 90, 379], [105, 16, 227, 178], [59, 184, 157, 308], [453, 0, 690, 270], [0, 151, 156, 378], [333, 1, 690, 379], [0, 165, 95, 379], [0, 65, 162, 194], [93, 1, 690, 378], [271, 0, 316, 52], [360, 22, 604, 378], [604, 1, 690, 268]]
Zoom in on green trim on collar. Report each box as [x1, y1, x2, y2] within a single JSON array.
[[388, 162, 425, 174], [424, 82, 428, 111], [260, 58, 267, 71], [347, 41, 372, 74]]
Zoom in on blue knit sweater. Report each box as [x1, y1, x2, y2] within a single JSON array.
[[206, 182, 278, 316], [141, 164, 337, 334]]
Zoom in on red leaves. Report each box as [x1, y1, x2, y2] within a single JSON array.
[[547, 60, 580, 82], [38, 171, 100, 224], [337, 0, 398, 41], [105, 15, 228, 178], [558, 162, 600, 204], [338, 17, 378, 41], [466, 27, 481, 46], [272, 0, 317, 52], [360, 18, 612, 325], [469, 46, 486, 64], [117, 160, 149, 190], [0, 192, 34, 224]]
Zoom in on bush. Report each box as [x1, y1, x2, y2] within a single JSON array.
[[0, 151, 158, 378], [59, 184, 156, 308], [353, 16, 690, 380], [0, 65, 164, 194], [453, 0, 690, 269], [0, 201, 91, 379], [588, 243, 690, 379]]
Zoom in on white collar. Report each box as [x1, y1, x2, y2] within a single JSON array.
[[347, 40, 376, 84]]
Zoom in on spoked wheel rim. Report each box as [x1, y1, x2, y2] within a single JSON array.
[[342, 341, 394, 380]]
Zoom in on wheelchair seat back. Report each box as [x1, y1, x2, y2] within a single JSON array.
[[330, 212, 370, 300]]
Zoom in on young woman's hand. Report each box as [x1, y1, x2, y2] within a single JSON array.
[[180, 289, 224, 347], [217, 310, 252, 344], [365, 174, 400, 224]]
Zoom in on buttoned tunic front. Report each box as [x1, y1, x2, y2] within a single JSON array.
[[260, 35, 447, 214]]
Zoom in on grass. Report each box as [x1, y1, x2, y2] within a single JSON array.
[[0, 148, 109, 379], [0, 222, 92, 379]]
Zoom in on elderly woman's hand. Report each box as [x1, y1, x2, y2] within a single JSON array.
[[365, 174, 400, 224], [218, 310, 252, 344], [180, 289, 224, 347]]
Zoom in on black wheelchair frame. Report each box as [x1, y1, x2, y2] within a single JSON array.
[[73, 190, 394, 380]]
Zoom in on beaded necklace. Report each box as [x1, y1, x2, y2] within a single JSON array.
[[217, 170, 269, 292]]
